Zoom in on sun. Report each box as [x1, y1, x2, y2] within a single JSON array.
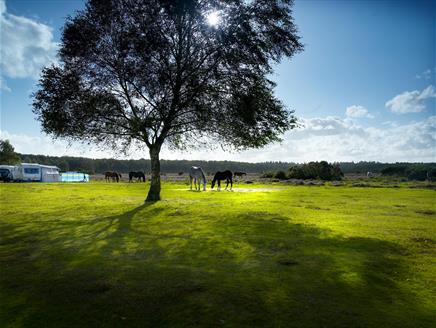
[[206, 11, 221, 27]]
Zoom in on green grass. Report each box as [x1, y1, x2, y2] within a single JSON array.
[[1, 182, 435, 327]]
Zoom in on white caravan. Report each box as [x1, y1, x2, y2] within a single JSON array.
[[0, 165, 17, 182], [14, 163, 61, 182]]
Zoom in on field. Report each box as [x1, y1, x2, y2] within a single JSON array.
[[0, 181, 435, 327]]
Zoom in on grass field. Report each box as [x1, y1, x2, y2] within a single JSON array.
[[0, 181, 435, 327]]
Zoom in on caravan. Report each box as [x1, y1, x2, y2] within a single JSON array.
[[0, 165, 16, 182], [14, 163, 61, 182]]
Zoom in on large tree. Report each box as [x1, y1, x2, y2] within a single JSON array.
[[0, 139, 20, 165], [33, 0, 303, 201]]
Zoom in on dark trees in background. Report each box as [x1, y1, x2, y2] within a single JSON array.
[[288, 161, 344, 181], [32, 0, 303, 201], [18, 153, 295, 174], [0, 139, 20, 165], [381, 165, 436, 181], [14, 153, 436, 180]]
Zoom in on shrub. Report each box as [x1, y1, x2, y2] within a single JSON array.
[[261, 172, 274, 178], [288, 161, 343, 181], [274, 170, 288, 180]]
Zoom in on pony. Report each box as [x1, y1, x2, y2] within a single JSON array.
[[105, 171, 121, 182], [211, 170, 233, 190], [234, 171, 247, 178], [129, 171, 145, 182], [189, 166, 207, 191]]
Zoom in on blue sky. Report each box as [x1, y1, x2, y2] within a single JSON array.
[[1, 0, 435, 162]]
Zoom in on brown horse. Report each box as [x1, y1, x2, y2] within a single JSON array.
[[234, 171, 247, 178], [129, 171, 145, 182], [105, 171, 121, 182]]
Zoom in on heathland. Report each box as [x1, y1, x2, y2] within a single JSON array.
[[0, 181, 435, 327]]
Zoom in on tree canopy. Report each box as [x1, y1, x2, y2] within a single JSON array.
[[33, 0, 303, 200], [0, 139, 20, 165]]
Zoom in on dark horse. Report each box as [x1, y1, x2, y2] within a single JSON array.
[[234, 171, 247, 178], [211, 170, 233, 190], [129, 171, 146, 182], [105, 171, 121, 182]]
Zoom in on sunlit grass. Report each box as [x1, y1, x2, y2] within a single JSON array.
[[0, 182, 435, 327]]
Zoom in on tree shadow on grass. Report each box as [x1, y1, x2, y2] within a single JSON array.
[[0, 208, 434, 327]]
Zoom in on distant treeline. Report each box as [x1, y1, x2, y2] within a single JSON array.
[[18, 154, 293, 174], [18, 154, 436, 175], [380, 164, 436, 181], [264, 162, 436, 181], [338, 162, 436, 174], [340, 162, 436, 178]]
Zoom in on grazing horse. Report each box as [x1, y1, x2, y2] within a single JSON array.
[[234, 171, 247, 178], [211, 170, 233, 190], [129, 171, 145, 182], [189, 166, 207, 191], [105, 171, 121, 182]]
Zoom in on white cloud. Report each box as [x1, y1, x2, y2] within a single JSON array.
[[160, 116, 436, 162], [0, 0, 58, 79], [345, 105, 374, 118], [0, 130, 124, 159], [416, 69, 433, 80], [0, 0, 5, 15], [0, 76, 11, 92], [2, 116, 435, 163], [243, 116, 435, 163], [385, 85, 436, 114]]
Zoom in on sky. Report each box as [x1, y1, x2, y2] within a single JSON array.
[[0, 0, 435, 162]]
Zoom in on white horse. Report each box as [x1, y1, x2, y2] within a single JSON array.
[[189, 166, 207, 191]]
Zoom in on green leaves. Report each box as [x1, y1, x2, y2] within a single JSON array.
[[33, 0, 302, 154], [0, 139, 20, 165]]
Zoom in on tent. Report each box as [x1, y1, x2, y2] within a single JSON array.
[[61, 172, 90, 182]]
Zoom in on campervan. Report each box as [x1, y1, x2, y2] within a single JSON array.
[[14, 163, 61, 182]]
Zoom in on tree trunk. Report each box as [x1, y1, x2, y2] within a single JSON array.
[[146, 146, 161, 202]]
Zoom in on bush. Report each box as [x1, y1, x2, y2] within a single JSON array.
[[261, 172, 274, 178], [274, 170, 288, 180], [288, 161, 343, 181]]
